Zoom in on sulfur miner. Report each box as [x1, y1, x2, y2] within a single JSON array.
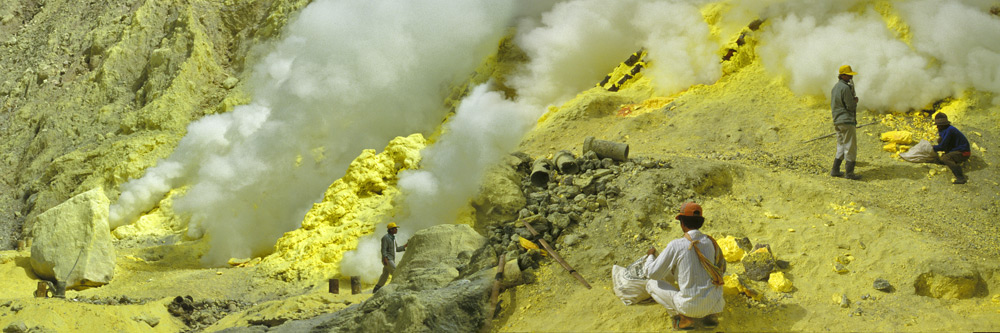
[[643, 202, 726, 330], [830, 65, 862, 180], [931, 112, 971, 184], [373, 222, 407, 293]]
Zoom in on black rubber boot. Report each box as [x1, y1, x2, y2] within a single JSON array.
[[949, 165, 967, 184], [844, 161, 861, 180], [831, 158, 844, 177]]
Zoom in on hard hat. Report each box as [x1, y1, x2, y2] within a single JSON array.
[[387, 222, 398, 229], [675, 202, 703, 220], [838, 65, 857, 76]]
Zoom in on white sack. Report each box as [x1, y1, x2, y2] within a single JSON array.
[[612, 256, 651, 305], [899, 139, 938, 163]]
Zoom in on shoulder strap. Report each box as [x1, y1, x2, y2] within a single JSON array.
[[684, 233, 726, 286]]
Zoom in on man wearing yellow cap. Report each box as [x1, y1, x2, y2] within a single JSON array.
[[644, 202, 726, 330], [373, 222, 406, 293], [830, 65, 861, 180]]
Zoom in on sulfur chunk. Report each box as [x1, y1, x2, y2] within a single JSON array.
[[768, 272, 793, 292], [717, 236, 745, 262], [880, 131, 914, 145]]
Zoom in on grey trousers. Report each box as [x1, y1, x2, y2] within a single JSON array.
[[834, 124, 857, 162], [375, 260, 396, 288]]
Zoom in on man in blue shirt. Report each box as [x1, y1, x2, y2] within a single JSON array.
[[932, 113, 971, 184]]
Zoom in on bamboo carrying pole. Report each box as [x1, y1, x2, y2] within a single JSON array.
[[803, 121, 879, 143], [480, 253, 506, 333], [521, 221, 592, 289]]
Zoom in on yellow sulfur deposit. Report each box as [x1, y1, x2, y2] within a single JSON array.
[[256, 134, 426, 282], [723, 274, 742, 295], [112, 188, 188, 240], [717, 235, 745, 262], [880, 131, 914, 145], [768, 272, 793, 292], [519, 236, 539, 251], [829, 202, 865, 219]]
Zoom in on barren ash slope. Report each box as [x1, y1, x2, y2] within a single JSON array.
[[1, 0, 999, 332]]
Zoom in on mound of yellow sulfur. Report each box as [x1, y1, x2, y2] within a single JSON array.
[[257, 134, 426, 282]]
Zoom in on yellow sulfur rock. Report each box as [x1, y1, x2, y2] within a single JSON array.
[[717, 236, 745, 262], [882, 142, 898, 152], [519, 237, 539, 251], [723, 274, 742, 295], [768, 272, 793, 292], [880, 131, 914, 145]]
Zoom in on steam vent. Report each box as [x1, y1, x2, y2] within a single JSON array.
[[2, 1, 1000, 331]]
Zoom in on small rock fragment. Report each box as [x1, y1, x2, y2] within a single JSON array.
[[873, 278, 892, 292]]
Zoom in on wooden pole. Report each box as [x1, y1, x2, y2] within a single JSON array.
[[481, 253, 506, 333], [329, 278, 339, 294], [803, 121, 879, 143], [522, 221, 592, 289], [350, 276, 361, 294]]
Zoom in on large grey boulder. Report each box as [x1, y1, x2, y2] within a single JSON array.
[[30, 188, 115, 289], [261, 224, 496, 332], [393, 223, 486, 290]]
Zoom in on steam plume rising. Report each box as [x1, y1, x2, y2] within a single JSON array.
[[110, 0, 517, 265], [510, 0, 721, 107], [756, 0, 1000, 110], [340, 84, 539, 282]]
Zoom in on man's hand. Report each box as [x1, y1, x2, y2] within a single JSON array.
[[647, 247, 657, 257], [404, 243, 408, 249], [382, 257, 388, 266]]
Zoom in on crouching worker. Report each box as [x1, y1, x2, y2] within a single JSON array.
[[645, 202, 726, 330], [932, 113, 971, 184]]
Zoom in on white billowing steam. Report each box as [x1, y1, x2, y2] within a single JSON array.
[[340, 84, 539, 282], [110, 0, 518, 265], [112, 0, 1000, 273], [510, 0, 721, 107], [757, 0, 1000, 110]]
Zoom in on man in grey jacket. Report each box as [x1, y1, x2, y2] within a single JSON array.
[[373, 222, 406, 293], [831, 65, 861, 180]]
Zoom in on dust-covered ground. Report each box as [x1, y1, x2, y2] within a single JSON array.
[[490, 60, 1000, 332]]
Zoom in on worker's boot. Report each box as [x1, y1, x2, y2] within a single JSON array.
[[830, 158, 844, 177], [949, 165, 967, 184], [844, 161, 861, 180]]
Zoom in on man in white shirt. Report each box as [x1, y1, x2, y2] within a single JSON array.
[[644, 202, 726, 330]]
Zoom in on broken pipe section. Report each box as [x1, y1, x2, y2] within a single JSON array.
[[583, 136, 629, 161], [530, 159, 552, 187], [554, 150, 579, 174]]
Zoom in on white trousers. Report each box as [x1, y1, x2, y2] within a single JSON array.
[[647, 280, 682, 316]]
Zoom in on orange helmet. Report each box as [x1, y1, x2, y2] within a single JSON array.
[[675, 202, 703, 220]]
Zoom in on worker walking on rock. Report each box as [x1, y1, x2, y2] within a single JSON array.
[[373, 222, 406, 293], [830, 65, 862, 180], [644, 202, 725, 330], [932, 113, 971, 184]]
